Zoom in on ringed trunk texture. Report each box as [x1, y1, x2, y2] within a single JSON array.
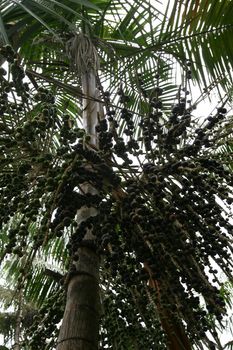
[[57, 247, 101, 350], [57, 50, 101, 349]]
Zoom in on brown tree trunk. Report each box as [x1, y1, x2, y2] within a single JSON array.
[[13, 287, 23, 350], [160, 311, 192, 350], [57, 247, 101, 350], [57, 36, 101, 350], [144, 262, 192, 350]]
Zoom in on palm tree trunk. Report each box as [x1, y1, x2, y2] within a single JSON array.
[[160, 311, 192, 350], [57, 66, 101, 350], [13, 288, 23, 350], [81, 71, 99, 145], [145, 263, 192, 350], [56, 247, 100, 350]]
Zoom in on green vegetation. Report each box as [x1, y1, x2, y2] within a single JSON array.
[[0, 1, 233, 349]]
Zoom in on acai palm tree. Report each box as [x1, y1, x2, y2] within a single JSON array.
[[0, 1, 233, 349]]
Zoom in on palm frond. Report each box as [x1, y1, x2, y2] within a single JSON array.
[[224, 340, 233, 350]]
